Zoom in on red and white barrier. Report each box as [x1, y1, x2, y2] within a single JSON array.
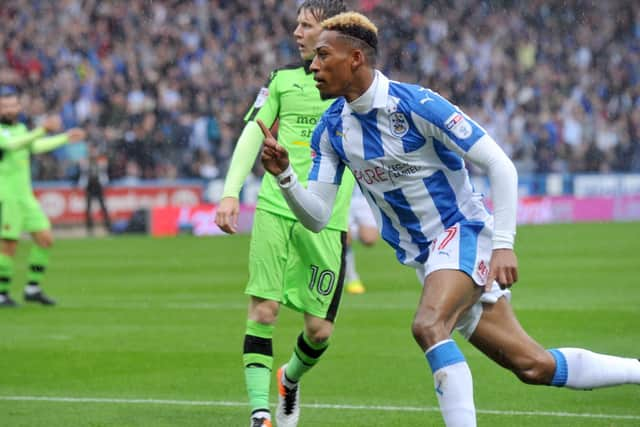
[[34, 184, 202, 224]]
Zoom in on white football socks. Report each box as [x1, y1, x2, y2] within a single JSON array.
[[550, 348, 640, 389], [426, 339, 476, 427]]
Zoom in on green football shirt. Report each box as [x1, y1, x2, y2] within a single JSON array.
[[0, 122, 69, 200], [0, 122, 38, 200], [231, 62, 354, 231]]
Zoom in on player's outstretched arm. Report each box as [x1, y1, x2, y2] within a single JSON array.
[[0, 127, 45, 151], [31, 127, 86, 154]]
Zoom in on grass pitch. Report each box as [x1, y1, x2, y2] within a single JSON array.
[[1, 222, 639, 426]]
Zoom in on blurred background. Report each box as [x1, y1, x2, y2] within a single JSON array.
[[2, 0, 640, 234], [1, 2, 639, 425]]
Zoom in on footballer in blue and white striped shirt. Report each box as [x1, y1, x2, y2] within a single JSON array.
[[259, 11, 640, 427]]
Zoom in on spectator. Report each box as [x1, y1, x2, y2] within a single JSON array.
[[78, 144, 112, 236], [0, 0, 638, 182]]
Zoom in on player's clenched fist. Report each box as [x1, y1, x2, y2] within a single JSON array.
[[258, 119, 290, 176]]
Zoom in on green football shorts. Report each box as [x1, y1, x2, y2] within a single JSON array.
[[0, 196, 51, 240], [246, 208, 346, 321]]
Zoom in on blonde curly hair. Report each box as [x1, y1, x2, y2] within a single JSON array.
[[321, 12, 378, 54]]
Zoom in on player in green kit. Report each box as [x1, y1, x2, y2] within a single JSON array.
[[214, 2, 353, 426], [0, 86, 86, 307]]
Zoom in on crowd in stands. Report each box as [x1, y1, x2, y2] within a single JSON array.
[[1, 0, 639, 185]]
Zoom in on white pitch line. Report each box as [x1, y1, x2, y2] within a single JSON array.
[[51, 302, 640, 312], [0, 396, 638, 421]]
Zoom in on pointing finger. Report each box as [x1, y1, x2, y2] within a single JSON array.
[[256, 119, 273, 139]]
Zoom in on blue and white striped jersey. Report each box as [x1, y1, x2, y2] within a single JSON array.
[[309, 71, 492, 267]]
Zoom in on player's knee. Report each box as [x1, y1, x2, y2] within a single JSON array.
[[411, 315, 447, 349], [511, 352, 556, 385], [359, 228, 378, 246], [1, 240, 18, 257], [305, 328, 331, 345], [249, 301, 279, 324], [305, 322, 333, 344]]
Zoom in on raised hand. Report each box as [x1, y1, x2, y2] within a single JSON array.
[[257, 119, 290, 176]]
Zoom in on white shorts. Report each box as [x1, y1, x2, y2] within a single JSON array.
[[349, 186, 377, 236], [416, 220, 511, 339]]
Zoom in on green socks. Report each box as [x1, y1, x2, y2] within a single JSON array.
[[0, 253, 13, 293], [27, 245, 49, 286], [243, 319, 275, 413], [284, 333, 329, 383], [243, 322, 330, 413]]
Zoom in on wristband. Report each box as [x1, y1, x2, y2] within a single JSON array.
[[276, 165, 297, 189]]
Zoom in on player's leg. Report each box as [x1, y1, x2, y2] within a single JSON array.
[[275, 314, 333, 427], [358, 224, 378, 246], [245, 297, 279, 425], [24, 197, 55, 305], [413, 221, 495, 427], [469, 295, 640, 389], [276, 224, 346, 427], [243, 209, 291, 426], [86, 190, 94, 235], [0, 199, 22, 307], [345, 222, 378, 295], [413, 269, 482, 427], [345, 191, 377, 295], [343, 231, 365, 294], [26, 229, 55, 305], [0, 239, 18, 307], [97, 189, 112, 232]]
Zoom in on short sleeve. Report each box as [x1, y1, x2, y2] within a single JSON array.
[[407, 87, 487, 154], [308, 116, 345, 185]]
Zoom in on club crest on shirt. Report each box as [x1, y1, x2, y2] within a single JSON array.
[[389, 112, 409, 137], [444, 112, 473, 139]]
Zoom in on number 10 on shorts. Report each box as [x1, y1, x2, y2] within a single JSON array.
[[308, 265, 336, 296]]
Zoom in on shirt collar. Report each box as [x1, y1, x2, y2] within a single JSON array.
[[347, 70, 389, 114]]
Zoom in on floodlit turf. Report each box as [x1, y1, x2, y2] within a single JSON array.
[[1, 222, 639, 426]]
